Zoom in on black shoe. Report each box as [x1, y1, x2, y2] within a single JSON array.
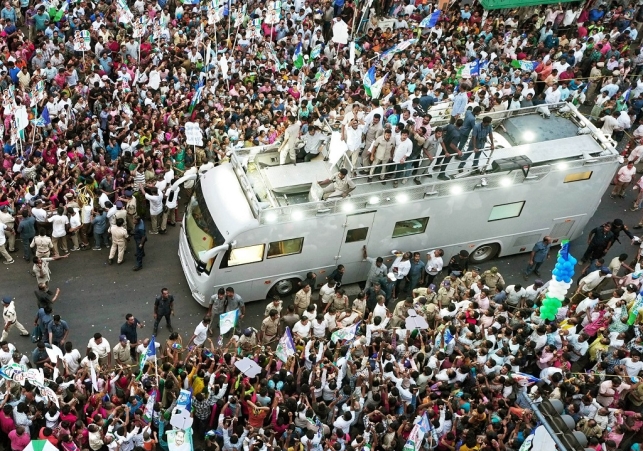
[[381, 180, 386, 185], [534, 271, 541, 276], [367, 177, 373, 182], [168, 326, 174, 333], [153, 329, 158, 336], [108, 258, 113, 265], [437, 174, 450, 180], [159, 230, 167, 234], [414, 178, 422, 185], [635, 225, 643, 229], [133, 266, 142, 271], [168, 223, 176, 227]]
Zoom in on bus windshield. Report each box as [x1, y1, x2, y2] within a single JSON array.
[[185, 180, 224, 272]]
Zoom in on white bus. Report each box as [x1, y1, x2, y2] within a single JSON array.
[[175, 103, 619, 306]]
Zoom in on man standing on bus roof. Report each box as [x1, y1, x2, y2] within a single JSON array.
[[278, 115, 301, 165], [459, 115, 494, 172], [362, 246, 388, 291], [523, 236, 551, 280], [318, 168, 356, 200]]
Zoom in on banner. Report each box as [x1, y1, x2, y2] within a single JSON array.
[[330, 321, 360, 343], [167, 427, 193, 451], [175, 389, 192, 413], [275, 327, 295, 362], [73, 30, 91, 51]]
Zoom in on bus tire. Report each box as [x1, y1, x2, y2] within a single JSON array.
[[269, 278, 299, 298], [470, 243, 500, 264]]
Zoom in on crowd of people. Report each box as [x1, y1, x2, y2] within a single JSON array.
[[2, 0, 643, 450]]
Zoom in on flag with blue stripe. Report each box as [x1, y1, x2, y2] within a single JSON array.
[[511, 371, 540, 386], [419, 10, 440, 28]]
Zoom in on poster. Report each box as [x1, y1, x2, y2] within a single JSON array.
[[73, 30, 91, 51], [167, 428, 193, 451]]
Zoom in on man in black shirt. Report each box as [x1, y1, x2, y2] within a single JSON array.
[[120, 313, 144, 360], [581, 223, 615, 263]]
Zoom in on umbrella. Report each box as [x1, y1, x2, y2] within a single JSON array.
[[24, 440, 59, 451], [234, 357, 262, 377], [405, 309, 429, 330]]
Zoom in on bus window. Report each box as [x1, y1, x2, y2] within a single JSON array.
[[220, 244, 265, 268], [392, 217, 429, 238], [267, 238, 304, 258], [488, 201, 525, 221], [185, 181, 225, 272], [346, 227, 369, 243], [564, 171, 593, 183]]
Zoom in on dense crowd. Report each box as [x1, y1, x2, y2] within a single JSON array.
[[3, 0, 643, 450]]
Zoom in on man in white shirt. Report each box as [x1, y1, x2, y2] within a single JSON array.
[[621, 354, 643, 377], [139, 184, 163, 234], [544, 83, 562, 104], [505, 284, 527, 308], [424, 249, 444, 286], [48, 206, 69, 256], [392, 129, 413, 187], [343, 118, 364, 172], [391, 252, 412, 297], [292, 316, 312, 339], [87, 333, 111, 368], [189, 317, 210, 347]]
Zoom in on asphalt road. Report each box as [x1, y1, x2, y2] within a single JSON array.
[[1, 185, 640, 356]]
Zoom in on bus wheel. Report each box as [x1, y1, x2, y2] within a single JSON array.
[[470, 243, 500, 263], [270, 278, 298, 297]]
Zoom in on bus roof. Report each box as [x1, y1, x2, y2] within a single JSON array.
[[210, 103, 619, 227]]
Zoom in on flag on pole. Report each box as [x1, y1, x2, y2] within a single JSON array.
[[31, 106, 50, 127], [331, 321, 360, 343], [621, 87, 631, 103], [363, 65, 376, 97], [143, 389, 157, 423], [419, 9, 441, 28], [188, 79, 204, 114], [370, 74, 388, 99], [219, 309, 239, 335], [293, 43, 304, 69], [138, 335, 157, 376], [275, 327, 295, 362], [510, 59, 539, 72]]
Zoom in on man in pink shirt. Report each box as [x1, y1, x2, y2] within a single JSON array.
[[8, 426, 30, 451]]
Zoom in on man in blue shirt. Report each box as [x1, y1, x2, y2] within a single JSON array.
[[17, 210, 36, 261], [524, 236, 551, 279], [91, 207, 109, 250], [120, 313, 144, 359], [7, 61, 19, 85], [459, 115, 494, 170]]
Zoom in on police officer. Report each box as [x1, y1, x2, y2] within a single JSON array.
[[207, 288, 225, 335], [0, 206, 15, 253]]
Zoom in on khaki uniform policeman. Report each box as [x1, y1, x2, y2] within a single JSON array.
[[0, 207, 15, 253], [31, 233, 53, 258], [108, 219, 129, 264], [1, 297, 28, 341], [123, 190, 137, 233], [481, 267, 505, 290], [319, 169, 356, 200], [260, 311, 280, 345], [461, 269, 481, 289], [367, 130, 395, 181]]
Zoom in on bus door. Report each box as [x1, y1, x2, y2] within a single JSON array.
[[337, 212, 377, 282], [549, 214, 586, 246]]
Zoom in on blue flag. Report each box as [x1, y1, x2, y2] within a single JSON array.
[[31, 106, 51, 127], [419, 10, 440, 28]]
